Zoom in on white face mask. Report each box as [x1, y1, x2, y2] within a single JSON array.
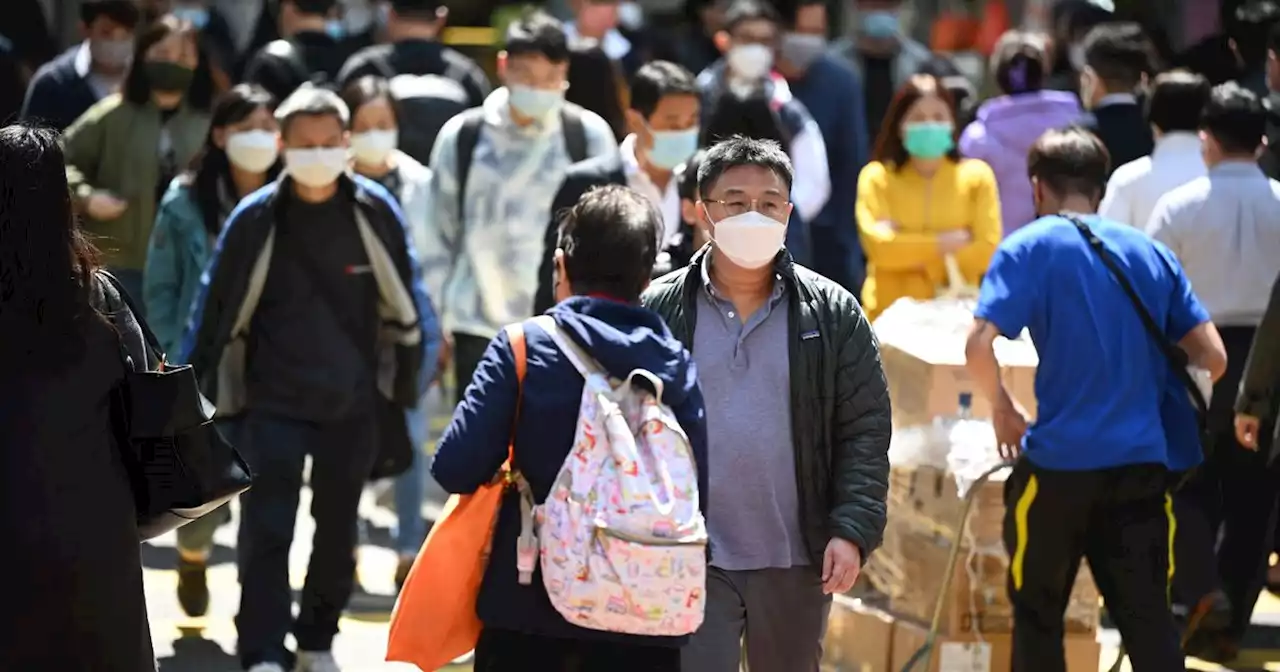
[[284, 147, 348, 188], [225, 129, 279, 173], [708, 209, 787, 269], [350, 129, 398, 166], [727, 43, 774, 81]]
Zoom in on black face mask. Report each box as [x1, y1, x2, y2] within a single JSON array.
[[145, 60, 194, 95]]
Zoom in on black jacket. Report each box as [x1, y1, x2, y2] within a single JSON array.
[[242, 31, 350, 100], [532, 152, 628, 314], [1261, 93, 1280, 181], [1080, 102, 1153, 176], [182, 174, 427, 418], [337, 38, 491, 108], [640, 247, 892, 565]]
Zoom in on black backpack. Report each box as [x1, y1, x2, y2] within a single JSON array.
[[369, 59, 471, 165], [453, 103, 588, 219]]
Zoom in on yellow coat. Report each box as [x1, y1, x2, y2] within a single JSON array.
[[855, 158, 1002, 319]]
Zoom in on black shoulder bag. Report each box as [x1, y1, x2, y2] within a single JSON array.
[[1065, 215, 1212, 474], [100, 271, 253, 540]]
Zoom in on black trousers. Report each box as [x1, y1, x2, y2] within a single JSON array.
[[1171, 325, 1280, 638], [473, 627, 680, 672], [1004, 459, 1181, 672], [454, 332, 496, 406], [234, 409, 379, 668]]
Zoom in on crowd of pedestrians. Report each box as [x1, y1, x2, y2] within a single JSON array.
[[4, 0, 1280, 671]]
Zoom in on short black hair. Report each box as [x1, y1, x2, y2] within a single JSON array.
[[1027, 126, 1110, 202], [1270, 17, 1280, 55], [724, 0, 781, 33], [123, 16, 215, 112], [629, 61, 697, 119], [678, 149, 707, 202], [1082, 22, 1154, 91], [1232, 1, 1280, 66], [558, 185, 659, 301], [1201, 82, 1266, 154], [81, 0, 141, 28], [1145, 70, 1211, 133], [285, 0, 339, 16], [505, 10, 570, 63], [698, 135, 794, 198]]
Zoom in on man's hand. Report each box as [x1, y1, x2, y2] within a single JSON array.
[[938, 229, 972, 255], [85, 191, 128, 220], [435, 334, 453, 383], [994, 395, 1030, 461], [821, 537, 862, 595], [1236, 413, 1262, 450]]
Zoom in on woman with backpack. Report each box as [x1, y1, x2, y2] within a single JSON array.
[[430, 185, 709, 671], [338, 74, 438, 589]]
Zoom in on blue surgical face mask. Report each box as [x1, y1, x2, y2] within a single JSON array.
[[508, 84, 566, 120], [325, 19, 346, 39], [860, 10, 900, 39], [173, 5, 210, 29], [648, 126, 699, 170]]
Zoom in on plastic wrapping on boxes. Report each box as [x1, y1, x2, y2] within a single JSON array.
[[868, 415, 1100, 636]]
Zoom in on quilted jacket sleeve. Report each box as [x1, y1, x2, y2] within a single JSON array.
[[827, 286, 891, 560]]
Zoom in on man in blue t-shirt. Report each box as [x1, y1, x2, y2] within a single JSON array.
[[964, 127, 1227, 672]]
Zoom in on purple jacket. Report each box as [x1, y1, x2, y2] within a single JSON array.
[[959, 91, 1082, 235]]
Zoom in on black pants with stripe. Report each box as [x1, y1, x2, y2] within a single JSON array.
[[1004, 459, 1181, 672]]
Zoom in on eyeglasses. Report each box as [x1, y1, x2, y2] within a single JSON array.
[[703, 197, 791, 218]]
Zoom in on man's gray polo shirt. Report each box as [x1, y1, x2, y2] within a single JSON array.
[[693, 259, 809, 570]]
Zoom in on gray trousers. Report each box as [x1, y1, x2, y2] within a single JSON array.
[[681, 566, 832, 672]]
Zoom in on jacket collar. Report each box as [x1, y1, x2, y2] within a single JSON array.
[[266, 172, 371, 216]]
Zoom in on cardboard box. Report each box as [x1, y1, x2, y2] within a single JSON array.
[[823, 597, 896, 672], [866, 508, 1099, 635], [874, 299, 1038, 429], [890, 619, 1101, 672]]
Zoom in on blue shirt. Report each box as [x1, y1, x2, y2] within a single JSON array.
[[975, 214, 1210, 471]]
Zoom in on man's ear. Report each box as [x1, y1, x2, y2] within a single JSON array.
[[496, 50, 507, 79]]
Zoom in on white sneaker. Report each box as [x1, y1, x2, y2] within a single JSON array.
[[246, 664, 286, 672], [294, 651, 341, 672], [451, 651, 475, 664]]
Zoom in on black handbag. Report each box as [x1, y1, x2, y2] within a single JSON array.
[[1066, 216, 1212, 476], [100, 271, 254, 540]]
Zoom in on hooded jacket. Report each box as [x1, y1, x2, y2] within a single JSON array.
[[959, 90, 1082, 234], [432, 296, 708, 646]]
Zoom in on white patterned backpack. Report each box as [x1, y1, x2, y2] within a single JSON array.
[[513, 315, 708, 636]]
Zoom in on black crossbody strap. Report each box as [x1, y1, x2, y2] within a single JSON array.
[[1065, 215, 1209, 417]]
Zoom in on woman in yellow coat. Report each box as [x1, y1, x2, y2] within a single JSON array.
[[856, 74, 1002, 319]]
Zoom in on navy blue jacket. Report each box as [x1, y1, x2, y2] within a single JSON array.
[[20, 45, 101, 131], [431, 296, 709, 646]]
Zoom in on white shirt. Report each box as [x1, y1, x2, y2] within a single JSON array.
[[563, 22, 632, 61], [619, 134, 682, 247], [1099, 132, 1206, 229], [1147, 161, 1280, 327]]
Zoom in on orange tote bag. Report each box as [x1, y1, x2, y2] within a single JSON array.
[[386, 323, 529, 671]]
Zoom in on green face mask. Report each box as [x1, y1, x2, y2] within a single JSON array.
[[902, 121, 955, 159], [145, 60, 194, 95]]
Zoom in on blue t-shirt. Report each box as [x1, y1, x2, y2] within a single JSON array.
[[974, 214, 1210, 471]]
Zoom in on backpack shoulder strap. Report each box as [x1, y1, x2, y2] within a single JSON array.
[[561, 104, 588, 163], [454, 108, 486, 221], [501, 322, 529, 465], [531, 314, 599, 379]]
